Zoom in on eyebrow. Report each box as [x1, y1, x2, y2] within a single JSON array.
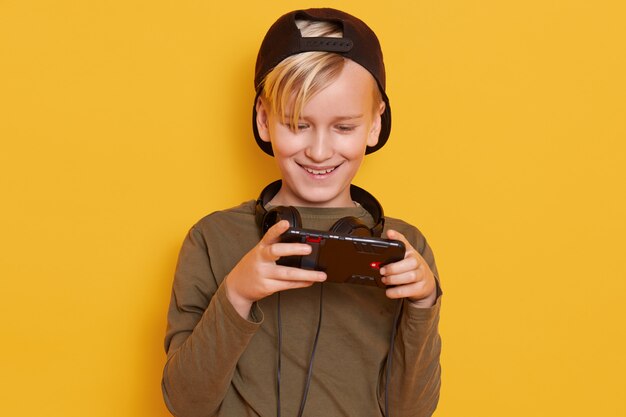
[[283, 114, 364, 121], [334, 114, 364, 121]]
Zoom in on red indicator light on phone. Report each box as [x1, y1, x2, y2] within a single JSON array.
[[370, 261, 381, 269], [306, 236, 322, 243]]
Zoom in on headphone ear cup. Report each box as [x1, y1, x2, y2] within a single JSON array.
[[329, 216, 372, 237], [262, 206, 302, 235]]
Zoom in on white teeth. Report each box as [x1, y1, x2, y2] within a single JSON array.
[[304, 167, 335, 175]]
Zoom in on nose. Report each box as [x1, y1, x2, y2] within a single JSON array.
[[304, 130, 333, 162]]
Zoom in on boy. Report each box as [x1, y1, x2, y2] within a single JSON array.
[[163, 8, 441, 417]]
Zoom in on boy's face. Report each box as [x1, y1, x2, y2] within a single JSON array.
[[256, 60, 384, 207]]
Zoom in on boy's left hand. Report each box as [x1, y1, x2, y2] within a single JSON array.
[[379, 229, 437, 308]]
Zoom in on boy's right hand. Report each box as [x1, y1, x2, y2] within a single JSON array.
[[224, 220, 327, 319]]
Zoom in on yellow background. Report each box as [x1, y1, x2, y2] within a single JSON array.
[[1, 0, 624, 416]]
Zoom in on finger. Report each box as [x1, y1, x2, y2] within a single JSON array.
[[385, 282, 422, 300], [380, 256, 419, 277], [261, 220, 291, 245], [385, 279, 434, 300], [265, 242, 312, 260], [268, 278, 321, 293], [384, 229, 428, 267], [271, 265, 327, 283], [387, 280, 436, 301], [255, 269, 326, 297], [382, 265, 424, 287], [385, 229, 416, 257]]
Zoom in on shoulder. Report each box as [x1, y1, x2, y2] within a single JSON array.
[[194, 200, 256, 225], [179, 200, 261, 264], [191, 200, 260, 239]]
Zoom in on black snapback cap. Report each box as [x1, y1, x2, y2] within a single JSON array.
[[252, 8, 391, 156]]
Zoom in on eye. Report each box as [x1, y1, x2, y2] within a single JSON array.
[[282, 122, 309, 132], [336, 124, 357, 133]]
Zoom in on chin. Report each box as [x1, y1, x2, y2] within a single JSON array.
[[294, 184, 352, 207]]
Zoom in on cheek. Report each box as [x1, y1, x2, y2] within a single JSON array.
[[268, 125, 301, 156], [336, 134, 370, 158], [271, 137, 302, 158]]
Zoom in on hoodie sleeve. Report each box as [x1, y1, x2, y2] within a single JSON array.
[[162, 225, 263, 417]]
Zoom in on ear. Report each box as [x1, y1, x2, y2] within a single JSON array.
[[255, 97, 271, 143], [367, 101, 386, 148]]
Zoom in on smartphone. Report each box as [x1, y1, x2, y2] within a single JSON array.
[[277, 228, 405, 288]]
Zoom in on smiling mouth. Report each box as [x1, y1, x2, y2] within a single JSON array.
[[299, 164, 340, 175]]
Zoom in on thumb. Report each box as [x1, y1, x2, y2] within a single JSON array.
[[261, 219, 291, 245]]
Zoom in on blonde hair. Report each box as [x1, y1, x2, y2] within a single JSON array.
[[260, 20, 382, 130]]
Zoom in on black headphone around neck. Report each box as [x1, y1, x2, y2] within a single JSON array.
[[255, 180, 385, 237]]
